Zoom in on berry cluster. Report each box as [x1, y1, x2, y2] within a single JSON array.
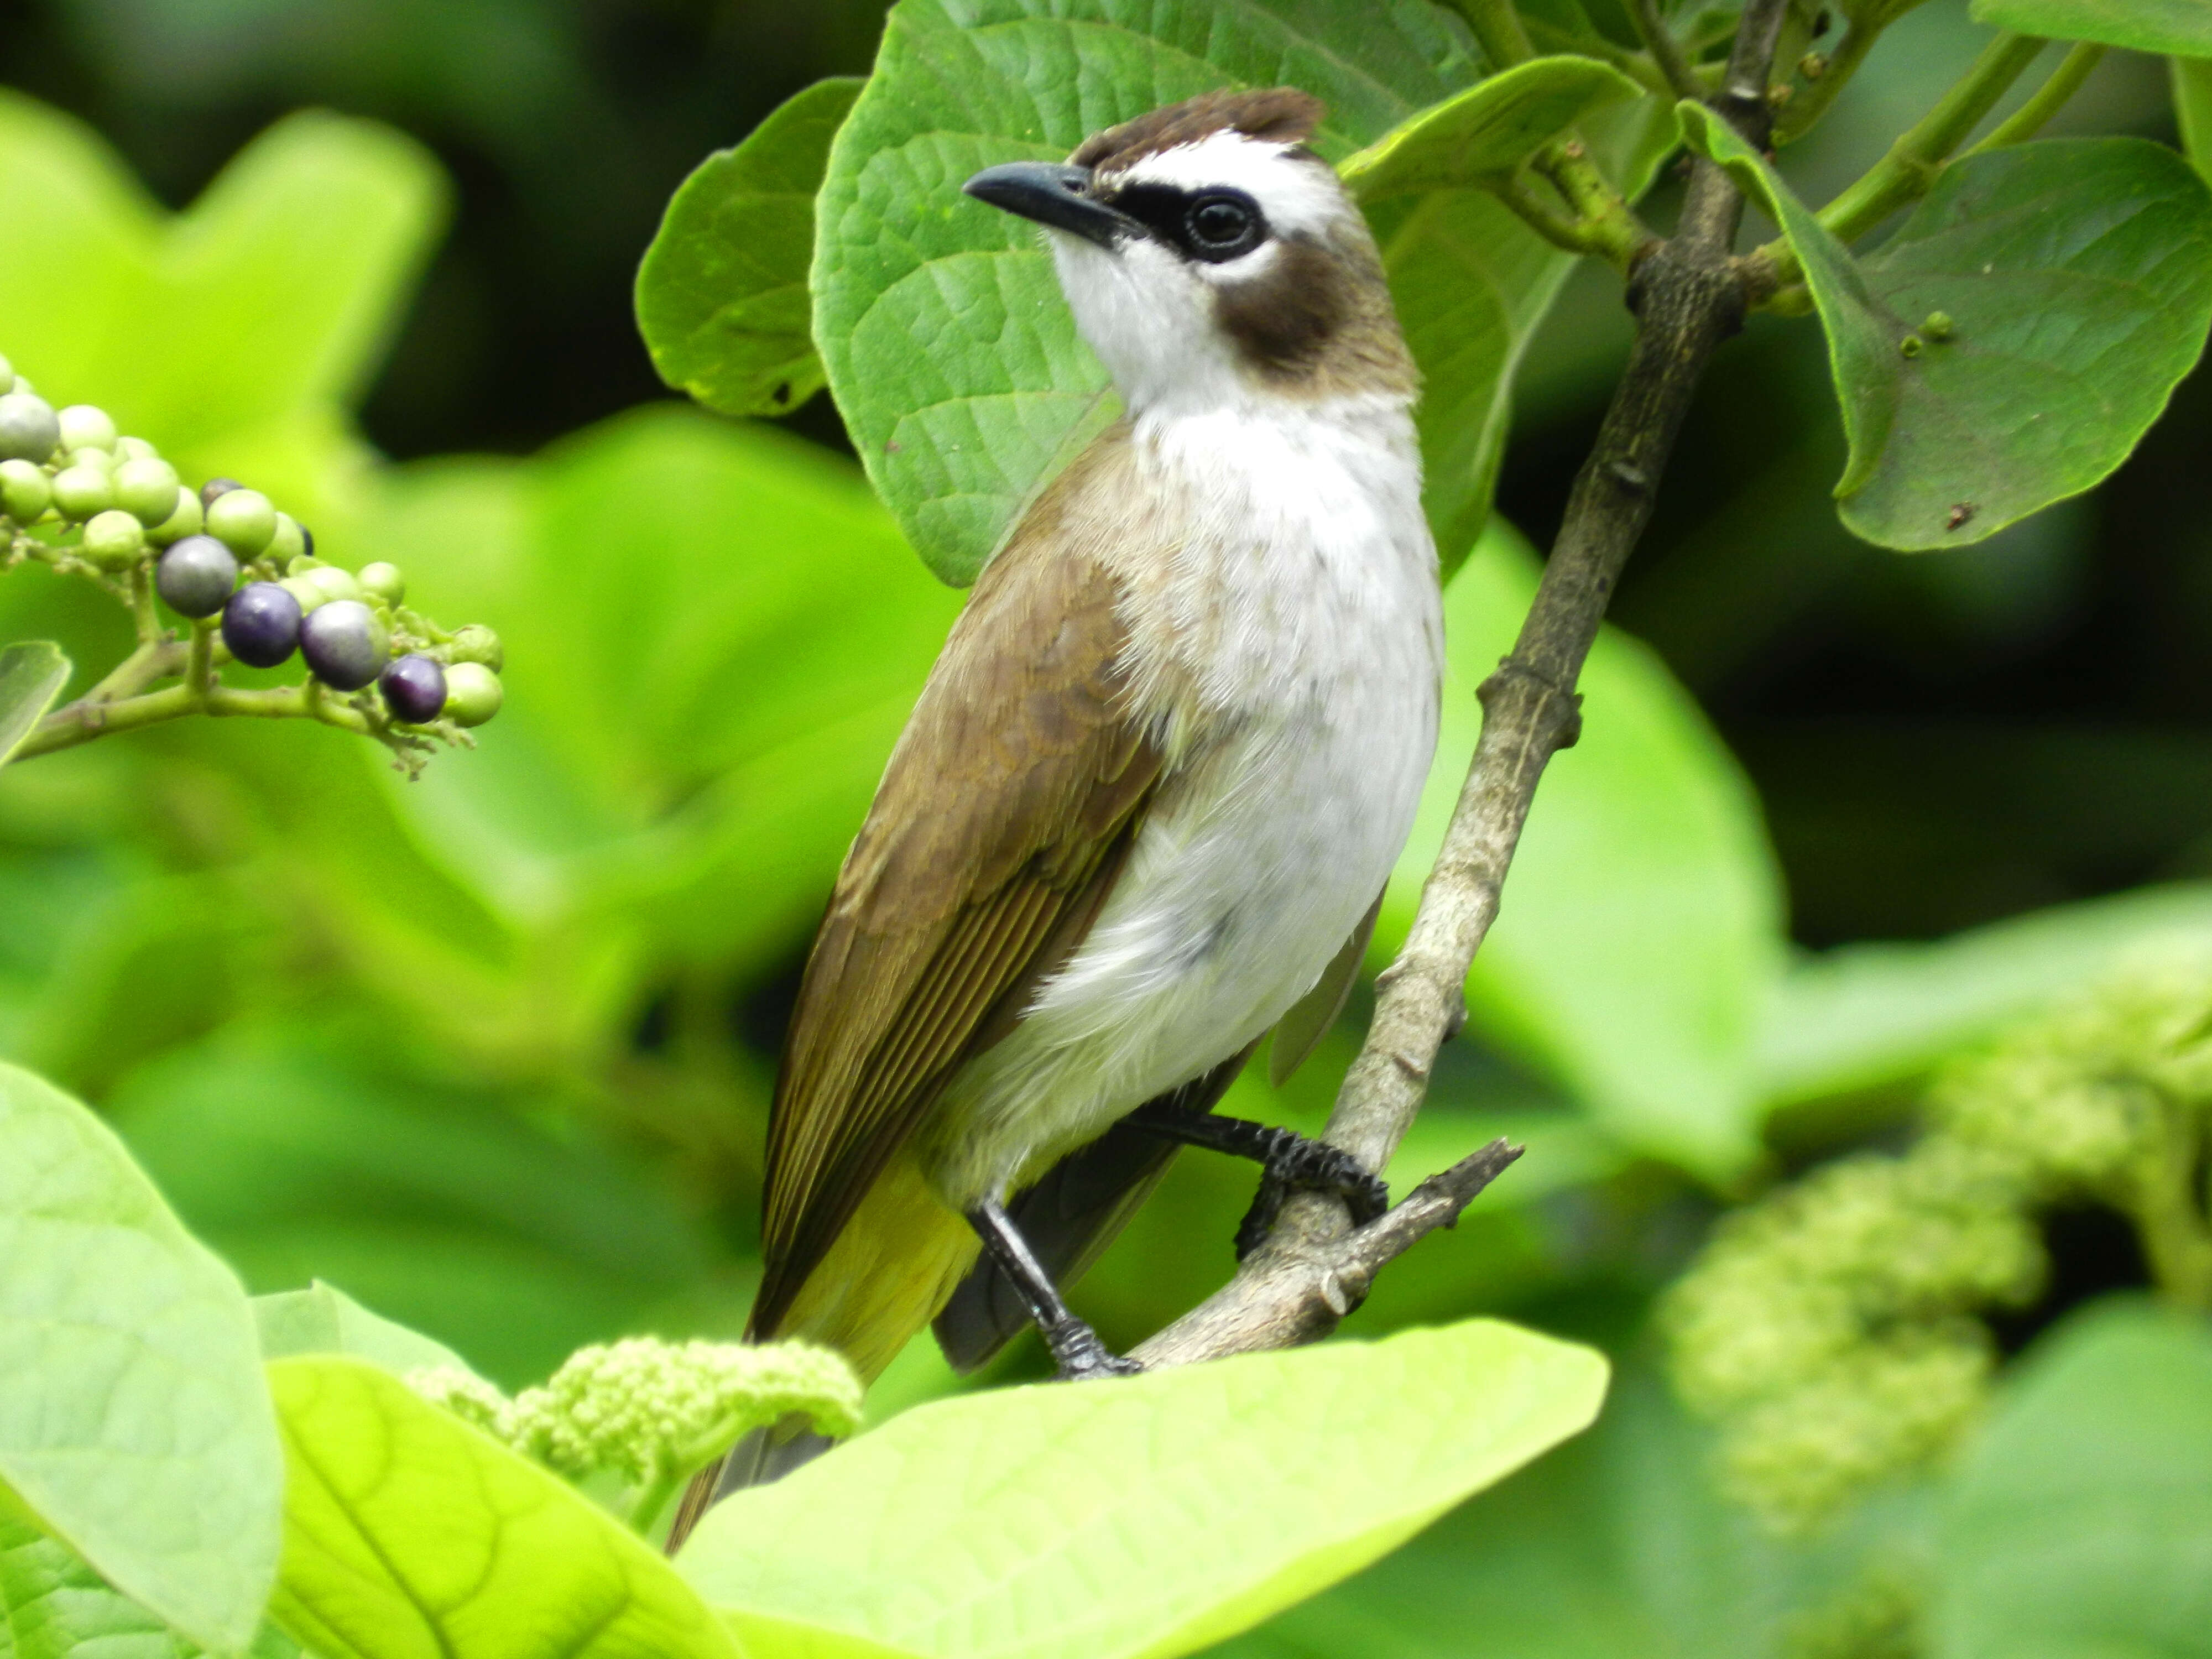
[[1, 353, 503, 766]]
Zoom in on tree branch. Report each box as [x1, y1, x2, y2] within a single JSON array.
[[1135, 0, 1792, 1370]]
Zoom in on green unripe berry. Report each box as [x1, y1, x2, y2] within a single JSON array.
[[306, 565, 361, 606], [64, 445, 116, 476], [55, 404, 117, 453], [114, 456, 181, 526], [113, 435, 158, 463], [442, 661, 503, 727], [146, 487, 203, 547], [205, 487, 276, 556], [448, 624, 504, 672], [0, 458, 52, 523], [278, 575, 327, 615], [263, 512, 306, 570], [0, 351, 12, 390], [358, 561, 405, 605], [50, 464, 116, 521], [81, 508, 145, 570], [0, 393, 61, 463]]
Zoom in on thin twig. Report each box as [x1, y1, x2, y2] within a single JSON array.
[[1966, 41, 2104, 155], [1135, 0, 1794, 1369], [1626, 0, 1703, 103]]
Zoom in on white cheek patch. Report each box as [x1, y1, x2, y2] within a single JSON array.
[[1188, 239, 1282, 288], [1113, 131, 1346, 238]]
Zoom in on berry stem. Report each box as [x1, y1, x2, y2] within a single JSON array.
[[185, 620, 214, 707], [127, 563, 159, 645]]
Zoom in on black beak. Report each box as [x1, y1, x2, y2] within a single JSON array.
[[963, 161, 1134, 249]]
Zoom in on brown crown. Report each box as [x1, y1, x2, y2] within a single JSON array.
[[1069, 87, 1328, 176]]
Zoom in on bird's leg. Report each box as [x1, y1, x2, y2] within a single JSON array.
[[1123, 1101, 1390, 1260], [964, 1197, 1142, 1379]]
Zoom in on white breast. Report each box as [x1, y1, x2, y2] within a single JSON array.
[[923, 392, 1443, 1205]]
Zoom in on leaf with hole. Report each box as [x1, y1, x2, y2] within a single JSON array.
[[267, 1357, 741, 1659], [637, 77, 864, 419], [1685, 107, 2212, 550], [0, 642, 68, 767], [0, 1061, 281, 1655], [1341, 55, 1646, 200], [680, 1319, 1607, 1659], [1973, 0, 2212, 55]]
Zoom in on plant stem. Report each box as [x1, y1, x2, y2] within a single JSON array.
[[1493, 170, 1604, 255], [2136, 1102, 2212, 1312], [128, 563, 159, 644], [1532, 142, 1656, 269], [1966, 41, 2105, 154], [1818, 32, 2047, 244], [1772, 19, 1880, 143], [1451, 0, 1535, 68], [629, 1469, 684, 1537], [1135, 0, 1793, 1369], [16, 679, 373, 759], [1626, 0, 1703, 102]]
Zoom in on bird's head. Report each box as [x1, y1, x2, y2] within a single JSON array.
[[964, 89, 1414, 415]]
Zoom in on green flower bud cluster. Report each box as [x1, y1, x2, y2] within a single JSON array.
[[405, 1336, 863, 1493], [1777, 1567, 1924, 1659], [1665, 956, 2212, 1532], [0, 360, 508, 764]]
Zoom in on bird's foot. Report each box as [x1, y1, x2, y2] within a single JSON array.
[[1045, 1316, 1143, 1380], [1234, 1134, 1390, 1261]]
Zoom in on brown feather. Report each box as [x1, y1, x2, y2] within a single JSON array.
[[747, 440, 1165, 1343], [1071, 87, 1327, 175]]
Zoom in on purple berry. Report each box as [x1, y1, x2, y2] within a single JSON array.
[[155, 534, 239, 618], [299, 599, 388, 691], [222, 581, 302, 667], [199, 476, 243, 509], [379, 654, 447, 723]]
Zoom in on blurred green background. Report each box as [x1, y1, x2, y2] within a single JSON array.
[[2, 2, 2208, 1654]]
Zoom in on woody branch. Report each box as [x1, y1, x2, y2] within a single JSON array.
[[1134, 0, 1793, 1369]]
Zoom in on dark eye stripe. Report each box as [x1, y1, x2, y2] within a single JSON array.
[[1107, 183, 1269, 264]]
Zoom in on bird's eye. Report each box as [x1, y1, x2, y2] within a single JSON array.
[[1184, 192, 1262, 259]]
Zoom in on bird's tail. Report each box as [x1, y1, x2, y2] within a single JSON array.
[[665, 1414, 832, 1551]]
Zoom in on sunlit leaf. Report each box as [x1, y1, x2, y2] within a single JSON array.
[[266, 1358, 740, 1659], [252, 1281, 475, 1376], [1937, 1300, 2212, 1659], [1684, 107, 2212, 551], [812, 0, 1485, 583], [637, 77, 864, 418], [0, 1061, 281, 1655], [1381, 524, 1785, 1178], [0, 643, 68, 768], [1972, 0, 2212, 55], [681, 1319, 1607, 1659], [1342, 56, 1644, 199]]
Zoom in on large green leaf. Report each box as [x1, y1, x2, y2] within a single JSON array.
[[1972, 0, 2212, 55], [0, 1061, 281, 1655], [681, 1319, 1607, 1659], [265, 1357, 740, 1659], [1381, 524, 1785, 1179], [0, 1491, 300, 1659], [637, 77, 865, 418], [0, 93, 446, 528], [1937, 1300, 2212, 1659], [1341, 55, 1643, 199], [0, 644, 67, 769], [1684, 108, 2212, 551], [111, 1032, 726, 1387], [251, 1282, 474, 1376], [811, 0, 1486, 584], [2177, 57, 2212, 181]]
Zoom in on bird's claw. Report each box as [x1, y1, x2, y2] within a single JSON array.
[[1047, 1318, 1142, 1380], [1234, 1135, 1390, 1260]]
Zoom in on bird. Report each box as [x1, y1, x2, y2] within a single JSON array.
[[667, 85, 1443, 1547]]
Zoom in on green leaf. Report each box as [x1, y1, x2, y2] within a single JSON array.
[[251, 1282, 474, 1377], [111, 1032, 727, 1389], [0, 1492, 300, 1659], [1683, 107, 2212, 551], [637, 77, 864, 418], [1381, 523, 1785, 1178], [1972, 0, 2212, 55], [680, 1319, 1607, 1659], [1341, 56, 1644, 199], [1937, 1299, 2212, 1659], [1758, 881, 2212, 1110], [0, 94, 446, 523], [0, 1061, 281, 1655], [265, 1357, 741, 1659], [2177, 56, 2212, 182], [811, 0, 1485, 584], [0, 644, 68, 768]]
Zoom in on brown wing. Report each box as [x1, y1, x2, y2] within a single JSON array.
[[749, 439, 1161, 1337]]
